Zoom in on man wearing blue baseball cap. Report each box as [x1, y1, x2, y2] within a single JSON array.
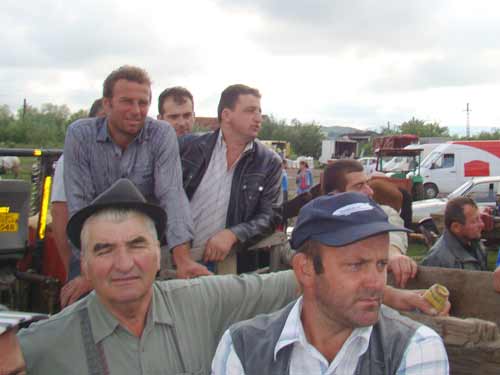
[[212, 192, 449, 374]]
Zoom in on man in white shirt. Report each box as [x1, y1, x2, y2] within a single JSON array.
[[212, 192, 449, 375]]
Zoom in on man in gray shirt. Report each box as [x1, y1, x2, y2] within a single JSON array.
[[62, 66, 210, 305]]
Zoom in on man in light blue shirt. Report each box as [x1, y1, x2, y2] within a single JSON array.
[[212, 192, 449, 375]]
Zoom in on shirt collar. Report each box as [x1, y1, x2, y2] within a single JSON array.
[[87, 291, 120, 343], [87, 283, 173, 343], [218, 128, 254, 153], [274, 296, 373, 361]]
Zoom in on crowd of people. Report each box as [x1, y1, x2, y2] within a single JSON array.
[[4, 63, 499, 374]]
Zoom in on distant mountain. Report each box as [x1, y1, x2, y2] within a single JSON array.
[[320, 125, 376, 139]]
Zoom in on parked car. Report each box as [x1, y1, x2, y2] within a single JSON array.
[[412, 176, 500, 224]]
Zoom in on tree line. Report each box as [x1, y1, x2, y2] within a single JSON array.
[[0, 103, 497, 157]]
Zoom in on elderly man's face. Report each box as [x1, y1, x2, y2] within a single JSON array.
[[81, 213, 160, 307], [0, 329, 26, 375], [312, 233, 389, 329]]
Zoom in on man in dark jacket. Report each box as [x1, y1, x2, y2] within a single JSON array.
[[178, 84, 282, 273], [421, 196, 488, 270]]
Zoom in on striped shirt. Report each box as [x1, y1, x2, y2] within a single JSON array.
[[212, 297, 449, 375], [63, 116, 193, 253], [190, 130, 252, 251]]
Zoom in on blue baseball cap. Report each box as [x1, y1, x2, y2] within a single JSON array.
[[290, 192, 410, 249]]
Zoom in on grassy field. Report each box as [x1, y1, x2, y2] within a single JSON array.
[[0, 157, 36, 182]]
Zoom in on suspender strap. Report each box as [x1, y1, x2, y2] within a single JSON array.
[[79, 309, 110, 375]]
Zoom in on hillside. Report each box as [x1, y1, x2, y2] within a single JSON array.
[[320, 125, 374, 139]]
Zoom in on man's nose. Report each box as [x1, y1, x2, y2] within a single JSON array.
[[130, 101, 140, 114], [363, 184, 374, 198], [113, 247, 135, 272], [362, 264, 386, 291]]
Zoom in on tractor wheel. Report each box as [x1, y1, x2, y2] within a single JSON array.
[[424, 183, 438, 199]]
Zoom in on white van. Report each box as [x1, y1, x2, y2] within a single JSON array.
[[419, 141, 500, 198], [383, 143, 440, 172]]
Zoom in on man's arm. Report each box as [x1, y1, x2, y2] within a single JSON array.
[[51, 202, 71, 276], [63, 119, 97, 219], [153, 124, 193, 250], [396, 326, 449, 374], [153, 124, 211, 277], [200, 271, 298, 339]]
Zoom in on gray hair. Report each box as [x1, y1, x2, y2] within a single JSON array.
[[80, 208, 158, 258]]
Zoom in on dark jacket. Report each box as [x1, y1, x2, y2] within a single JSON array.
[[421, 229, 488, 270], [179, 130, 282, 246]]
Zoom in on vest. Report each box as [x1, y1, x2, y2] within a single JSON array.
[[230, 301, 421, 375]]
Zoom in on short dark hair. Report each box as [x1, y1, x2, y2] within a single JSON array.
[[444, 196, 477, 230], [298, 240, 324, 274], [322, 159, 364, 194], [217, 84, 261, 122], [157, 86, 194, 115], [88, 98, 104, 117], [102, 65, 151, 99]]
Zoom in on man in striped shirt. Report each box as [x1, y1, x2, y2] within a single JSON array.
[[62, 66, 209, 305]]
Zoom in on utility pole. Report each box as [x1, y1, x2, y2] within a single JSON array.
[[464, 103, 471, 138], [22, 98, 27, 122]]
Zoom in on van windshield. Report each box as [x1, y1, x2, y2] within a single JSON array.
[[421, 151, 441, 168]]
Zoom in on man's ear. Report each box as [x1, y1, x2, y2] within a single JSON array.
[[450, 221, 462, 236], [103, 97, 112, 113], [221, 107, 232, 124], [292, 253, 316, 288], [81, 255, 90, 282]]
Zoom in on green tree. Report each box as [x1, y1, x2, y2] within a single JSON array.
[[260, 116, 325, 159], [399, 117, 449, 137]]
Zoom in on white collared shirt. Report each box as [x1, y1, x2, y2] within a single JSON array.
[[212, 297, 449, 375], [190, 130, 253, 251]]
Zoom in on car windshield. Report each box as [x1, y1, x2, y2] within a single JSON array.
[[448, 180, 474, 198], [378, 155, 419, 172], [421, 151, 441, 168]]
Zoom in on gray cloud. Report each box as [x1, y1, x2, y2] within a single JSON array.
[[216, 0, 444, 54], [369, 53, 500, 92]]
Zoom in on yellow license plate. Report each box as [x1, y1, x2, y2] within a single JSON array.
[[0, 212, 19, 232]]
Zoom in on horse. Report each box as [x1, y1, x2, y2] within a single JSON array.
[[0, 156, 21, 178]]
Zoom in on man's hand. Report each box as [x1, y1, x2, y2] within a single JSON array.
[[480, 207, 494, 232], [384, 286, 450, 317], [203, 229, 238, 263], [388, 250, 418, 288], [172, 243, 213, 279], [493, 267, 500, 292], [60, 276, 93, 308]]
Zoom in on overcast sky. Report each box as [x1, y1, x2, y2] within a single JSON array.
[[2, 0, 500, 135]]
